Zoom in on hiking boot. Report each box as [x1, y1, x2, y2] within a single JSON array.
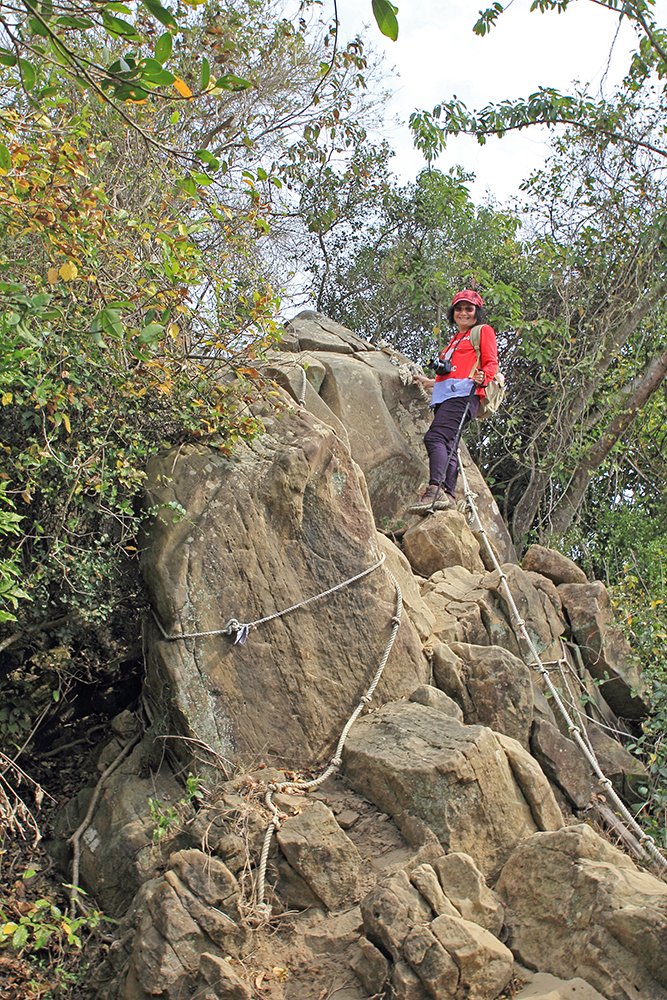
[[410, 485, 454, 511]]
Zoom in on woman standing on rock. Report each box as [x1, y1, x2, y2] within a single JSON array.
[[412, 289, 498, 508]]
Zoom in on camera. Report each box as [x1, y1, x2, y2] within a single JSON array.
[[428, 357, 453, 377]]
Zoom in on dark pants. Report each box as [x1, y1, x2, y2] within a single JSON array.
[[424, 395, 479, 495]]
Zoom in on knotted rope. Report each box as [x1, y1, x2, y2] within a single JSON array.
[[152, 553, 386, 646], [458, 451, 667, 875]]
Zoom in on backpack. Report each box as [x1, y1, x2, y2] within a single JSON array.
[[469, 324, 506, 419]]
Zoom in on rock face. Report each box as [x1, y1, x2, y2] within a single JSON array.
[[497, 824, 667, 1000], [142, 402, 428, 765], [48, 312, 665, 1000]]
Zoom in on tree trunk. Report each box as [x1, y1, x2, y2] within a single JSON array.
[[548, 346, 667, 536], [510, 279, 667, 545]]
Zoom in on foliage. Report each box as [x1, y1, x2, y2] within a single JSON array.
[[0, 868, 104, 996], [409, 0, 667, 159], [148, 772, 205, 842]]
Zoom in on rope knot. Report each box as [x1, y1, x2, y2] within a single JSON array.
[[598, 776, 613, 790], [391, 615, 401, 627], [223, 619, 251, 645], [330, 756, 342, 769], [360, 695, 372, 705]]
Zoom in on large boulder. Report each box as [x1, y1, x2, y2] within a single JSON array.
[[142, 401, 428, 765], [343, 700, 561, 878], [496, 824, 667, 1000], [522, 545, 588, 586], [402, 511, 485, 578], [558, 582, 647, 719]]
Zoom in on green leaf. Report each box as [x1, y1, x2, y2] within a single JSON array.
[[155, 31, 173, 64], [19, 58, 36, 90], [103, 2, 134, 12], [215, 73, 252, 91], [55, 15, 94, 29], [28, 17, 50, 37], [140, 0, 178, 30], [0, 145, 11, 172], [101, 12, 140, 39], [140, 58, 175, 85], [200, 56, 210, 91], [195, 148, 219, 170], [137, 322, 164, 343], [0, 48, 17, 67], [372, 0, 399, 41], [191, 171, 213, 186]]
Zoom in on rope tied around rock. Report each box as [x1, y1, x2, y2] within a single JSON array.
[[152, 553, 387, 645], [457, 450, 667, 876]]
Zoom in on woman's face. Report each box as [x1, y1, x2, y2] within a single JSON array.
[[453, 302, 477, 331]]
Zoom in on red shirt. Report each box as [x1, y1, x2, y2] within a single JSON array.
[[436, 324, 499, 397]]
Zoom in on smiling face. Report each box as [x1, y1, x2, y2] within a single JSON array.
[[453, 301, 477, 331]]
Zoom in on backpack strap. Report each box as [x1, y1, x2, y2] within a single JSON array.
[[468, 324, 484, 378]]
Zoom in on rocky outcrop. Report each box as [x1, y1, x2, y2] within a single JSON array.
[[48, 312, 664, 1000], [497, 824, 667, 1000]]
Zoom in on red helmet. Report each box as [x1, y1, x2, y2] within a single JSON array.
[[452, 289, 484, 309]]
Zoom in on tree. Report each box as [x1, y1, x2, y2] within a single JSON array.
[[408, 0, 667, 161]]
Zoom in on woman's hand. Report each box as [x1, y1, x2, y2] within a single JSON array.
[[472, 371, 486, 386], [413, 373, 435, 389]]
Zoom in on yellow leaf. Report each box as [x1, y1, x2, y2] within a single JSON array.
[[168, 323, 180, 340], [59, 261, 78, 281], [173, 77, 193, 99], [272, 967, 289, 982], [2, 923, 18, 935], [62, 412, 71, 434], [1, 392, 12, 404], [47, 266, 59, 284]]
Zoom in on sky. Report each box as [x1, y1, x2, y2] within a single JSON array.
[[333, 0, 659, 203]]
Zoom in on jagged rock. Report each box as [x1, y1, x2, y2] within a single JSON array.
[[392, 960, 429, 999], [276, 800, 362, 910], [409, 863, 461, 919], [496, 823, 667, 1000], [361, 869, 433, 961], [285, 310, 374, 353], [432, 852, 504, 937], [530, 718, 593, 810], [349, 937, 391, 995], [402, 511, 485, 578], [514, 970, 607, 999], [143, 402, 428, 765], [299, 905, 363, 954], [421, 566, 488, 645], [495, 733, 564, 832], [378, 532, 435, 641], [419, 913, 514, 999], [275, 855, 323, 911], [409, 684, 464, 721], [449, 642, 534, 746], [343, 700, 557, 877], [558, 581, 647, 719], [522, 545, 588, 586], [194, 953, 251, 1000], [457, 443, 517, 565], [585, 724, 648, 801], [484, 564, 566, 660], [401, 923, 459, 996]]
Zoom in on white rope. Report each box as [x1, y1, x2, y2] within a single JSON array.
[[152, 553, 386, 645], [254, 566, 404, 913], [458, 451, 667, 875]]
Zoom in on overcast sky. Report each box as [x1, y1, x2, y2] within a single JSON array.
[[334, 0, 663, 203]]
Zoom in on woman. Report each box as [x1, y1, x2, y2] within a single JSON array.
[[412, 289, 498, 508]]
